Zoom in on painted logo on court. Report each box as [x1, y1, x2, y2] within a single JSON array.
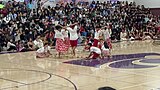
[[64, 53, 160, 69]]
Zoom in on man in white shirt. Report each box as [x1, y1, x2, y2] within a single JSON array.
[[86, 43, 102, 59]]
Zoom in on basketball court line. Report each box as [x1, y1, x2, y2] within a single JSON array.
[[104, 58, 160, 77], [103, 66, 160, 90], [99, 58, 160, 90], [118, 80, 159, 90], [0, 68, 78, 90], [0, 69, 52, 90], [0, 77, 27, 85], [0, 59, 133, 82], [1, 57, 159, 82], [132, 59, 160, 66], [0, 64, 157, 90], [105, 58, 158, 69], [108, 72, 160, 90], [0, 52, 159, 90], [0, 60, 139, 90], [1, 68, 155, 90]]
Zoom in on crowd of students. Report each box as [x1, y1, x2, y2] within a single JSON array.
[[0, 0, 160, 58]]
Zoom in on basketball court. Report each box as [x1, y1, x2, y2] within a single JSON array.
[[0, 41, 159, 90]]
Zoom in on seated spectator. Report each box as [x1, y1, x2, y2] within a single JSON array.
[[7, 39, 16, 51], [16, 40, 27, 52], [27, 38, 35, 51], [120, 30, 127, 41], [142, 32, 153, 40]]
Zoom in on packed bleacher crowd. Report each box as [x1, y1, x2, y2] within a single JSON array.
[[0, 0, 160, 52]]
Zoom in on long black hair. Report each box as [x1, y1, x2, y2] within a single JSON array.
[[104, 41, 109, 49], [55, 25, 62, 31]]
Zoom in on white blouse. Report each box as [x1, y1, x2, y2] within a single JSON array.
[[101, 45, 109, 51], [67, 25, 78, 40], [37, 46, 51, 53], [33, 39, 44, 48], [102, 29, 111, 40], [61, 29, 69, 38], [54, 30, 64, 40], [94, 30, 102, 40], [90, 46, 101, 54]]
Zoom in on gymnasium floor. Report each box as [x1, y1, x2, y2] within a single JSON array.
[[0, 41, 160, 90]]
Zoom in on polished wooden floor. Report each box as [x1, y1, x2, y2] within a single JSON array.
[[0, 41, 160, 90]]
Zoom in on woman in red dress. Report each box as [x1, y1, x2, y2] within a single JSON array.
[[55, 25, 68, 58], [61, 28, 70, 52]]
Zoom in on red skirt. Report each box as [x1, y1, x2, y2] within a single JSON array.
[[106, 38, 112, 49], [56, 38, 68, 53], [70, 39, 78, 47], [92, 52, 100, 59], [93, 39, 99, 47], [64, 37, 70, 50]]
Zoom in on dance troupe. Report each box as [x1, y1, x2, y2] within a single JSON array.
[[36, 22, 112, 60]]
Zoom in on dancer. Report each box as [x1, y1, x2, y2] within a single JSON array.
[[99, 39, 111, 59], [83, 36, 94, 51], [65, 22, 79, 56], [102, 26, 112, 49], [61, 26, 70, 52], [86, 43, 102, 59], [36, 43, 52, 58], [93, 25, 108, 47], [54, 25, 68, 58], [93, 25, 102, 47]]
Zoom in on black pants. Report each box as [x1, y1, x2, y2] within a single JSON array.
[[7, 46, 17, 51]]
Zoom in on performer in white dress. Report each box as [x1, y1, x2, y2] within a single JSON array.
[[86, 43, 102, 59], [36, 43, 52, 58]]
